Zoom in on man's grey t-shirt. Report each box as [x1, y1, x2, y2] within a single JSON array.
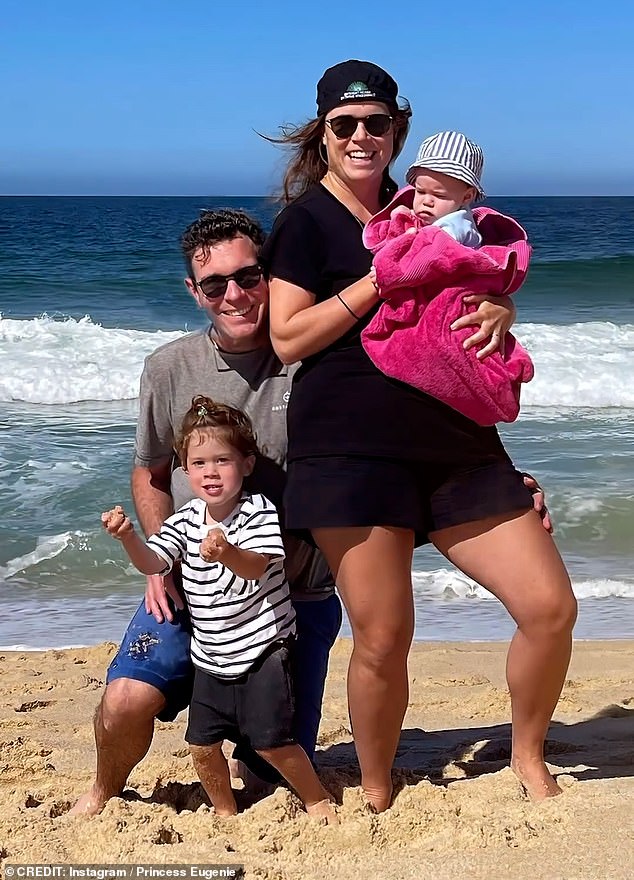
[[134, 328, 334, 600]]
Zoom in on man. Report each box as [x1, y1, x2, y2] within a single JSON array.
[[71, 209, 342, 815]]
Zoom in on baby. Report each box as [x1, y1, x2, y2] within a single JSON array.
[[361, 130, 534, 426], [394, 130, 484, 247]]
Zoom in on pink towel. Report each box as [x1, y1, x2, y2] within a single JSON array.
[[361, 187, 534, 426]]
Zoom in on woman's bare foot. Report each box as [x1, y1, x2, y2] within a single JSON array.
[[511, 757, 563, 802], [306, 798, 339, 825], [362, 782, 393, 813], [68, 786, 109, 816], [213, 803, 238, 817]]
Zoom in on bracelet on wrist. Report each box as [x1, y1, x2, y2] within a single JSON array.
[[336, 292, 360, 321]]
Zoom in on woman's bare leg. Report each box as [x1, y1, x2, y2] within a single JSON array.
[[431, 509, 577, 800], [190, 743, 237, 816], [313, 526, 415, 812], [257, 744, 338, 824]]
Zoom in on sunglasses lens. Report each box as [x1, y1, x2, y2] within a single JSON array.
[[199, 279, 227, 298], [234, 267, 262, 289], [365, 114, 392, 136], [329, 116, 357, 138]]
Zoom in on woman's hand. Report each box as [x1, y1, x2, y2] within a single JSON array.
[[450, 294, 517, 360]]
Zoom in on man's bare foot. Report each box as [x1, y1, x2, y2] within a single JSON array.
[[511, 758, 563, 802], [68, 787, 110, 816], [362, 783, 393, 813], [306, 798, 339, 825]]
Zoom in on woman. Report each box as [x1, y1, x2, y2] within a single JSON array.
[[263, 59, 576, 812]]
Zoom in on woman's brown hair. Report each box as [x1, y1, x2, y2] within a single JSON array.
[[265, 101, 412, 205]]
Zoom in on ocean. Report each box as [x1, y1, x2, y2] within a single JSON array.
[[1, 195, 633, 648]]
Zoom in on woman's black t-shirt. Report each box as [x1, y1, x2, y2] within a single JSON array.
[[262, 184, 507, 465]]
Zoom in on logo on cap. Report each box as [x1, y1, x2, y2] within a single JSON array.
[[341, 80, 375, 101]]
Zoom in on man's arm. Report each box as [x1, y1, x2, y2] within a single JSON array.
[[131, 458, 173, 535], [522, 473, 553, 534], [131, 458, 183, 621]]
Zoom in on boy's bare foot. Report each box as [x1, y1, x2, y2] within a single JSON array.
[[306, 798, 339, 825], [205, 786, 238, 817], [68, 787, 109, 816], [511, 757, 563, 802]]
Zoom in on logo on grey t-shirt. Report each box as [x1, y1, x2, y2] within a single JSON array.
[[272, 390, 291, 413]]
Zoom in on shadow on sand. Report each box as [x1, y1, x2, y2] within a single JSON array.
[[124, 702, 633, 812], [316, 701, 634, 800]]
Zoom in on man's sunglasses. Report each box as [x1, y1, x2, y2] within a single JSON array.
[[325, 113, 393, 139], [194, 264, 263, 299]]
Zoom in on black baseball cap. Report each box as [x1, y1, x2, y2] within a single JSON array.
[[316, 60, 399, 116]]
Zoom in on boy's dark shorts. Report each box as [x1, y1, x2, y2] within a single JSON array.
[[186, 640, 296, 751]]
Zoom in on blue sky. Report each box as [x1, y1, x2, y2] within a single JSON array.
[[2, 0, 633, 195]]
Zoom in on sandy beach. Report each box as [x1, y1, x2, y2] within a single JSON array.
[[1, 639, 632, 879]]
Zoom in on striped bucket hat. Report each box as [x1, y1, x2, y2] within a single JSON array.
[[405, 131, 485, 198]]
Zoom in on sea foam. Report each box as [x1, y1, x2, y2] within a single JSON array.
[[518, 321, 634, 409], [0, 314, 184, 404], [2, 314, 634, 410], [411, 569, 634, 601]]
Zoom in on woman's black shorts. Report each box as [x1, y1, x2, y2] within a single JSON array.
[[285, 455, 533, 545], [186, 640, 296, 750]]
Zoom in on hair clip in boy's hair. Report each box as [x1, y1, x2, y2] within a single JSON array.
[[196, 405, 208, 418]]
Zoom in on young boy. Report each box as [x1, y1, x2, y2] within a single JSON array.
[[101, 395, 337, 823]]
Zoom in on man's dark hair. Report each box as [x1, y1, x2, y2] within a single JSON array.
[[180, 209, 266, 278]]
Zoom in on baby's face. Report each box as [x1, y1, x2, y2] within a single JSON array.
[[411, 169, 476, 225]]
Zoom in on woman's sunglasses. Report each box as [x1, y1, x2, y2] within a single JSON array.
[[194, 264, 263, 299], [325, 113, 393, 140]]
